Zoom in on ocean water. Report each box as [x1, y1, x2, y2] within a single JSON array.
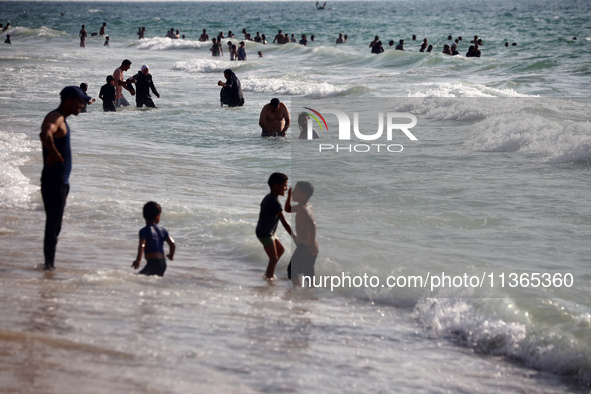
[[1, 0, 591, 392]]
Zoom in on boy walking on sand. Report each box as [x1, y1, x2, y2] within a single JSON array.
[[286, 182, 319, 287], [132, 201, 175, 277], [256, 172, 293, 280]]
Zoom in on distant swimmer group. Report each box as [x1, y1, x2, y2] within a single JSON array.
[[2, 12, 522, 62], [369, 34, 482, 56]]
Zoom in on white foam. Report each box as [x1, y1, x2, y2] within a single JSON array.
[[466, 101, 591, 163], [241, 76, 350, 98], [171, 58, 234, 73], [2, 26, 66, 39], [409, 82, 537, 98], [414, 298, 591, 384], [0, 131, 38, 208], [137, 37, 208, 51]]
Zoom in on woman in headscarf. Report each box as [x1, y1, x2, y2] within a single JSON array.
[[217, 69, 245, 107]]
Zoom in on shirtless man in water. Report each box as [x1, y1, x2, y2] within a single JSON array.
[[259, 98, 291, 137], [273, 30, 286, 44]]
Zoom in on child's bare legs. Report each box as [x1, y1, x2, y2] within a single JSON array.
[[264, 238, 284, 279]]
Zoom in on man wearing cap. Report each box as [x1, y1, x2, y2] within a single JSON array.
[[131, 65, 160, 108], [259, 98, 291, 137], [39, 86, 90, 270], [113, 59, 135, 107]]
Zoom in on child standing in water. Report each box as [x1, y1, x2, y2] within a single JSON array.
[[286, 182, 319, 287], [99, 75, 116, 112], [256, 173, 293, 280], [79, 83, 95, 112], [132, 201, 175, 277]]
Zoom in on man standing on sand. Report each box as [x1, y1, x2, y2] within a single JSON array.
[[113, 59, 135, 107], [259, 98, 291, 137], [39, 86, 90, 270]]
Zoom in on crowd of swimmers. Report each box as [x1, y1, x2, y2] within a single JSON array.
[[2, 18, 521, 60], [67, 20, 492, 59], [12, 15, 579, 59], [75, 59, 160, 112], [368, 34, 486, 57]]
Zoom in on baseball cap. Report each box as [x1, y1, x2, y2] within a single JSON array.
[[60, 86, 91, 102]]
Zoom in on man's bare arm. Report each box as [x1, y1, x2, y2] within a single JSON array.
[[281, 104, 291, 133], [39, 112, 65, 166], [259, 106, 269, 131]]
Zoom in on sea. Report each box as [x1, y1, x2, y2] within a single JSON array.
[[1, 0, 590, 392]]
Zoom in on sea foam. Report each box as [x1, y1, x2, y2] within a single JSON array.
[[0, 131, 38, 208], [414, 298, 591, 384]]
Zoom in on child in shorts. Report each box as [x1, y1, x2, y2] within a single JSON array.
[[256, 172, 293, 280], [132, 201, 175, 277]]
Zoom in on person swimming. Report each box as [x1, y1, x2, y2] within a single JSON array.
[[371, 41, 384, 54]]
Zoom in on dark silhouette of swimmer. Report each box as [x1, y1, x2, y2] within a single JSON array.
[[369, 36, 379, 48], [451, 40, 459, 55], [395, 39, 404, 50], [466, 44, 481, 57], [371, 41, 384, 53], [419, 38, 427, 52], [218, 69, 244, 107]]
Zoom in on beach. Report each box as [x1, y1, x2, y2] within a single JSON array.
[[1, 0, 591, 392]]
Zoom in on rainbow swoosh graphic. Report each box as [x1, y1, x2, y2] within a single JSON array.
[[303, 107, 328, 132]]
